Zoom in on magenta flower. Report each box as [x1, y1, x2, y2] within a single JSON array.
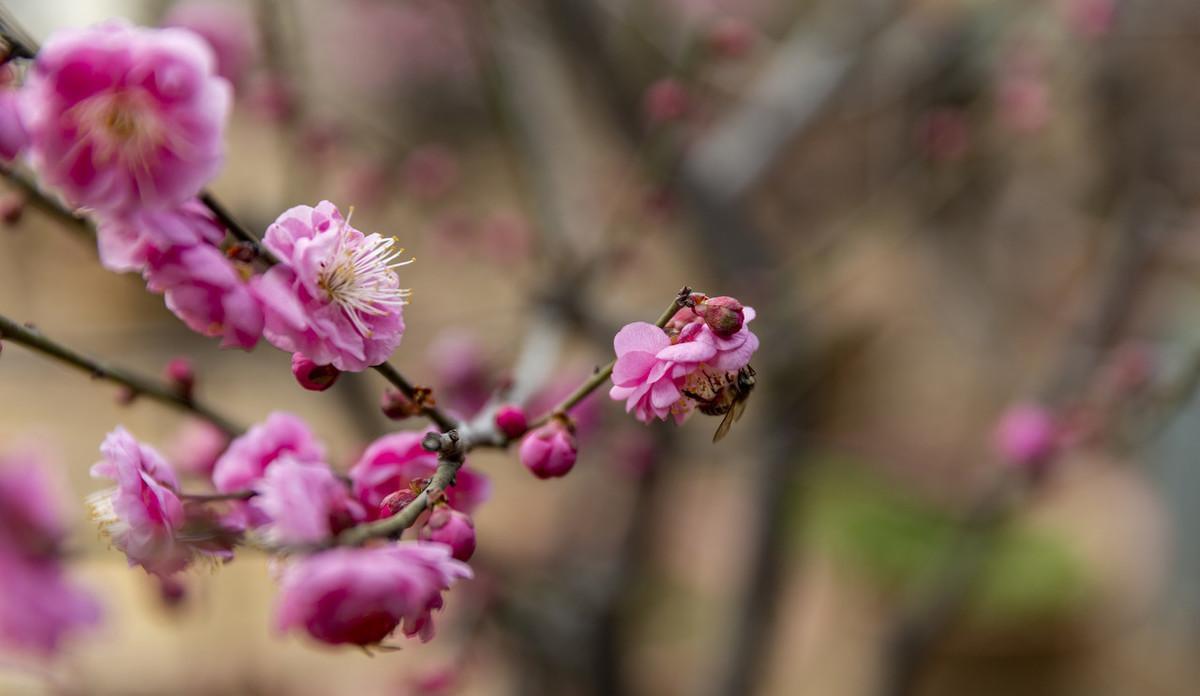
[[165, 418, 228, 476], [0, 88, 28, 161], [0, 551, 101, 657], [94, 198, 224, 273], [349, 431, 490, 520], [492, 404, 528, 440], [519, 421, 578, 479], [254, 201, 410, 371], [144, 241, 263, 350], [993, 404, 1059, 470], [250, 458, 364, 545], [419, 508, 476, 562], [21, 21, 231, 213], [212, 411, 326, 492], [0, 449, 68, 557], [88, 427, 189, 576], [676, 304, 759, 373], [275, 542, 471, 646], [162, 1, 259, 88]]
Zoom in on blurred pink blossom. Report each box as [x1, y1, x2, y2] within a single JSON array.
[[0, 450, 68, 557], [916, 108, 969, 162], [1063, 0, 1115, 38], [349, 431, 490, 520], [643, 78, 691, 126], [163, 0, 259, 88], [993, 404, 1059, 469], [0, 88, 28, 161], [419, 507, 476, 561], [402, 144, 460, 202], [519, 421, 578, 479], [428, 330, 492, 417], [255, 201, 409, 371], [20, 21, 230, 213], [94, 198, 224, 273], [493, 404, 529, 440], [166, 418, 228, 476], [250, 458, 365, 545], [212, 411, 326, 492], [0, 551, 101, 657], [143, 241, 263, 350], [274, 542, 471, 646]]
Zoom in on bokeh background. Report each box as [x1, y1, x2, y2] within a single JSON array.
[[3, 0, 1200, 694]]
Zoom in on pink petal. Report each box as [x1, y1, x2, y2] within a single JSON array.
[[613, 322, 670, 356]]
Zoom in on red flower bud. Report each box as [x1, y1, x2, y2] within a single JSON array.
[[290, 353, 340, 392], [493, 404, 528, 440], [164, 356, 195, 400], [697, 296, 745, 337], [380, 389, 421, 420], [379, 489, 418, 518], [419, 507, 476, 562]]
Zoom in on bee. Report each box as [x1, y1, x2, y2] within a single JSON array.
[[681, 365, 756, 442]]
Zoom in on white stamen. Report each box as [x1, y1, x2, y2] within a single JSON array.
[[317, 211, 413, 337]]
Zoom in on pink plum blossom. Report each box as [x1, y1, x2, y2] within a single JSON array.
[[0, 551, 101, 657], [250, 458, 364, 545], [519, 421, 578, 479], [428, 330, 492, 416], [274, 542, 472, 646], [993, 404, 1059, 469], [0, 449, 68, 557], [0, 88, 28, 161], [143, 241, 263, 349], [419, 507, 476, 561], [254, 201, 410, 371], [94, 198, 224, 273], [212, 411, 326, 492], [165, 418, 228, 476], [21, 21, 231, 213], [88, 427, 189, 576], [643, 78, 691, 126], [349, 431, 490, 519], [163, 0, 259, 88]]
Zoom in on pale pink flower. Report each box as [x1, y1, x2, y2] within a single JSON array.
[[94, 198, 224, 273], [519, 421, 578, 479], [993, 404, 1059, 469], [250, 458, 364, 545], [349, 431, 490, 520], [275, 542, 471, 646], [0, 551, 101, 657], [0, 449, 68, 557], [21, 21, 231, 213], [88, 427, 188, 576], [419, 508, 476, 561], [143, 241, 263, 349], [254, 201, 410, 371], [212, 411, 325, 492], [163, 0, 259, 88], [671, 303, 760, 373], [0, 88, 28, 161], [165, 418, 228, 476]]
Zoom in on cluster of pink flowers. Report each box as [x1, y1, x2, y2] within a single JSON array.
[[0, 449, 101, 657], [609, 294, 759, 423]]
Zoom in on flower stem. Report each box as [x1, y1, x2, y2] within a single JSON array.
[[179, 489, 255, 502], [197, 191, 281, 266], [0, 313, 244, 436], [527, 287, 691, 429]]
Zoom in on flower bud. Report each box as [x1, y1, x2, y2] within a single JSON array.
[[380, 389, 421, 420], [0, 192, 25, 225], [493, 404, 528, 440], [519, 421, 578, 479], [697, 296, 745, 337], [290, 353, 340, 392], [164, 356, 195, 400], [643, 78, 690, 126], [707, 17, 755, 59], [380, 488, 418, 518], [993, 404, 1058, 470], [419, 507, 476, 562]]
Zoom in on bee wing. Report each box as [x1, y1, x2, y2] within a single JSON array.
[[712, 408, 737, 443], [731, 395, 750, 423]]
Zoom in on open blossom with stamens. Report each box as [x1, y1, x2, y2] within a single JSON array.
[[349, 431, 490, 520], [254, 201, 410, 371], [94, 198, 224, 273], [143, 241, 264, 350], [275, 542, 471, 646], [212, 411, 326, 493], [20, 21, 231, 213], [250, 458, 364, 545]]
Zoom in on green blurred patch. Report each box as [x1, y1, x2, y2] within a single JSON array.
[[802, 463, 1090, 623]]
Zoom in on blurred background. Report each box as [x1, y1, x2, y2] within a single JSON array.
[[3, 0, 1200, 694]]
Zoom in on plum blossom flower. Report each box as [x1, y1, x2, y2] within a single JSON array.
[[290, 353, 340, 391], [519, 421, 578, 479], [165, 418, 228, 476], [212, 412, 325, 492], [254, 201, 410, 371], [0, 551, 101, 657], [419, 507, 476, 561], [250, 458, 364, 545], [993, 404, 1059, 470], [163, 0, 259, 88], [20, 21, 231, 213], [349, 431, 490, 520], [94, 198, 224, 273], [144, 241, 263, 350], [609, 298, 759, 423], [275, 542, 471, 646], [0, 449, 68, 557], [0, 88, 28, 161], [88, 427, 189, 576]]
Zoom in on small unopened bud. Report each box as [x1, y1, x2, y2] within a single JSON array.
[[158, 576, 187, 608], [290, 353, 340, 392], [164, 357, 195, 399], [0, 192, 25, 225], [706, 17, 755, 59], [519, 420, 578, 479], [493, 404, 528, 440], [419, 507, 476, 561], [380, 489, 418, 518], [643, 78, 690, 126], [697, 296, 745, 337], [993, 404, 1059, 471], [381, 389, 422, 420]]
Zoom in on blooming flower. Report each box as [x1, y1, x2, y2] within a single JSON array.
[[419, 507, 476, 561], [250, 458, 364, 545], [275, 542, 471, 646], [349, 431, 490, 519], [162, 0, 259, 88], [212, 411, 325, 492], [0, 551, 101, 657], [94, 198, 224, 273], [88, 427, 189, 576], [519, 421, 578, 479], [21, 20, 231, 213], [254, 201, 410, 371], [143, 241, 263, 349]]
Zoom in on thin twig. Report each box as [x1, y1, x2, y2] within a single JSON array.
[[197, 191, 281, 266], [179, 490, 255, 502], [0, 313, 244, 436]]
